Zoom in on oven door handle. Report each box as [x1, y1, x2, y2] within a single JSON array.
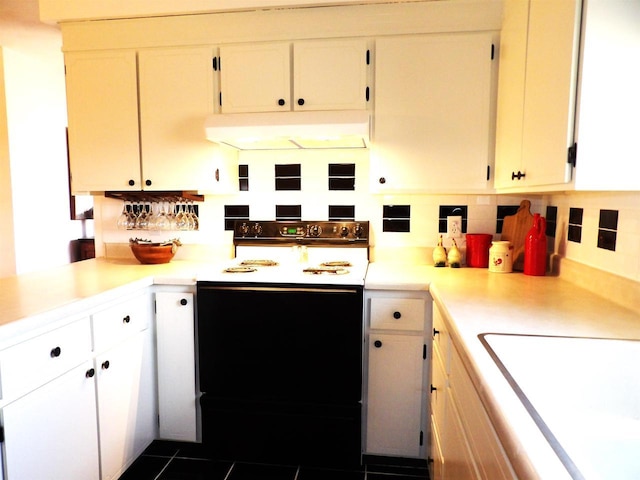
[[198, 285, 360, 294]]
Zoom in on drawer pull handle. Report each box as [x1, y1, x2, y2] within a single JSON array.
[[50, 346, 62, 358], [393, 311, 401, 319], [86, 368, 95, 378], [102, 360, 110, 370], [430, 384, 437, 393], [374, 340, 383, 348], [123, 315, 131, 324], [433, 328, 440, 337], [180, 298, 188, 306]]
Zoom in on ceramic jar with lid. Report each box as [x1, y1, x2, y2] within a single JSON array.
[[489, 241, 513, 273]]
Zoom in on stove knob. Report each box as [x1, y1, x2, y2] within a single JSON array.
[[354, 224, 364, 238], [251, 223, 263, 236], [238, 223, 250, 236], [340, 226, 350, 238], [309, 224, 323, 237]]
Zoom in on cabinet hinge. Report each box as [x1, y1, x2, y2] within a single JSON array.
[[419, 430, 424, 446], [366, 86, 370, 102], [0, 426, 4, 443], [212, 57, 218, 71], [219, 92, 222, 106], [487, 164, 491, 181], [366, 49, 370, 65], [423, 344, 427, 360], [491, 43, 495, 60], [568, 142, 578, 167]]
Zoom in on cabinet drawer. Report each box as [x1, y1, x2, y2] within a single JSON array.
[[92, 294, 151, 353], [0, 318, 92, 401], [370, 297, 425, 331]]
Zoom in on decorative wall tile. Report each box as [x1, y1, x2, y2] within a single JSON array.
[[568, 207, 583, 243], [545, 206, 557, 238], [328, 163, 356, 191], [224, 205, 250, 230], [597, 209, 618, 251], [276, 205, 302, 221], [439, 205, 467, 233], [495, 205, 519, 234], [275, 164, 301, 191], [328, 205, 355, 220], [383, 205, 410, 232], [238, 164, 249, 191]]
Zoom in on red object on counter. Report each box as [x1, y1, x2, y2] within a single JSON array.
[[524, 213, 547, 276], [466, 233, 493, 268]]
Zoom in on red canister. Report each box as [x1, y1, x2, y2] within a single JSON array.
[[466, 233, 493, 268]]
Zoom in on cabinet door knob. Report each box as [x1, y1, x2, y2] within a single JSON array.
[[511, 170, 526, 180], [393, 311, 401, 319], [86, 368, 95, 378], [374, 340, 383, 348], [278, 98, 286, 106], [378, 177, 386, 184], [101, 360, 110, 370], [128, 179, 135, 186], [50, 346, 62, 358], [180, 298, 188, 306], [122, 315, 131, 324], [145, 179, 152, 186], [297, 98, 305, 106]]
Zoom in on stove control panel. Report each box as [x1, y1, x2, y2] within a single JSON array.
[[234, 220, 369, 245]]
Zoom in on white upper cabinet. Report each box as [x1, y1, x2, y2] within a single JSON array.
[[219, 38, 369, 113], [371, 32, 496, 193], [494, 0, 582, 191], [572, 0, 640, 191], [66, 46, 230, 193], [66, 50, 141, 192]]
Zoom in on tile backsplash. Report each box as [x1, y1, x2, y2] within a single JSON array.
[[95, 150, 640, 283]]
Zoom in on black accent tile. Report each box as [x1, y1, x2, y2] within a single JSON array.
[[275, 177, 301, 190], [569, 207, 583, 225], [275, 164, 301, 177], [439, 205, 468, 234], [118, 455, 170, 480], [496, 204, 519, 234], [328, 163, 356, 176], [329, 205, 355, 220], [227, 462, 298, 480], [158, 458, 232, 480], [568, 224, 582, 243], [275, 205, 301, 220], [382, 218, 410, 232], [298, 466, 365, 480], [238, 164, 249, 177], [224, 205, 250, 230], [329, 177, 356, 190], [599, 209, 618, 230], [275, 164, 302, 191], [383, 205, 411, 218], [239, 164, 249, 191], [545, 206, 557, 238], [598, 229, 617, 251]]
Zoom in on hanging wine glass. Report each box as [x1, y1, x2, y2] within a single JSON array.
[[175, 201, 188, 231], [117, 201, 135, 230], [155, 201, 170, 231], [135, 201, 150, 230], [188, 200, 199, 231]]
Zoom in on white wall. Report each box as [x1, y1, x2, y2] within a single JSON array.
[[0, 0, 87, 275]]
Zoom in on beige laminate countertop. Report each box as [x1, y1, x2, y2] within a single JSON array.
[[366, 261, 640, 479]]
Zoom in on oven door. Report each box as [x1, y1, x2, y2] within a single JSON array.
[[197, 282, 363, 403]]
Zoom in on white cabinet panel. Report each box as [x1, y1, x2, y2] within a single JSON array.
[[369, 297, 425, 332]]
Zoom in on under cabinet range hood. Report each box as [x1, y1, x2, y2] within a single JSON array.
[[204, 110, 370, 150]]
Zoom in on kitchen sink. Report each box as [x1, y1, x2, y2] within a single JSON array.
[[479, 333, 640, 480]]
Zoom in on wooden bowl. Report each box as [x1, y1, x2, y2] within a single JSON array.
[[130, 243, 177, 264]]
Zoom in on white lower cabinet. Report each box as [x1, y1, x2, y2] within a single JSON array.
[[155, 290, 197, 442], [1, 361, 100, 480], [430, 303, 516, 480], [364, 290, 431, 459]]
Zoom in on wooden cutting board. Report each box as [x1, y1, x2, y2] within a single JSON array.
[[501, 199, 534, 271]]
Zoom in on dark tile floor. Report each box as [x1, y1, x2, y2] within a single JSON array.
[[120, 441, 429, 480]]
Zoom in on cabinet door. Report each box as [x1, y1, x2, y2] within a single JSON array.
[[372, 33, 495, 193], [155, 291, 197, 442], [95, 330, 157, 480], [65, 50, 141, 192], [220, 42, 290, 113], [139, 47, 222, 191], [366, 333, 424, 457], [2, 361, 100, 480], [293, 38, 368, 111]]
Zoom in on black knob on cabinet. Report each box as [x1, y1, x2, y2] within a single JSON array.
[[430, 384, 437, 393], [374, 340, 383, 348], [122, 315, 131, 324], [278, 98, 286, 106], [102, 360, 110, 370], [393, 311, 401, 319], [86, 368, 95, 378], [433, 328, 440, 337], [511, 170, 526, 180], [297, 98, 305, 106], [180, 298, 188, 306], [128, 179, 135, 186], [50, 346, 62, 358], [378, 177, 386, 184], [145, 179, 152, 186]]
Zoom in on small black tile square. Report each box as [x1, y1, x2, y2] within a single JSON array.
[[569, 207, 583, 225], [545, 205, 558, 222], [329, 177, 356, 190], [275, 164, 301, 177], [227, 462, 298, 480], [158, 458, 232, 480], [599, 209, 618, 230], [238, 164, 248, 177], [225, 205, 250, 217], [329, 205, 355, 220], [598, 229, 617, 251], [239, 178, 249, 191], [568, 224, 582, 243], [118, 456, 170, 480], [328, 163, 356, 176], [383, 205, 411, 218], [439, 205, 467, 218], [275, 177, 301, 190], [383, 218, 410, 232], [275, 204, 301, 220]]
